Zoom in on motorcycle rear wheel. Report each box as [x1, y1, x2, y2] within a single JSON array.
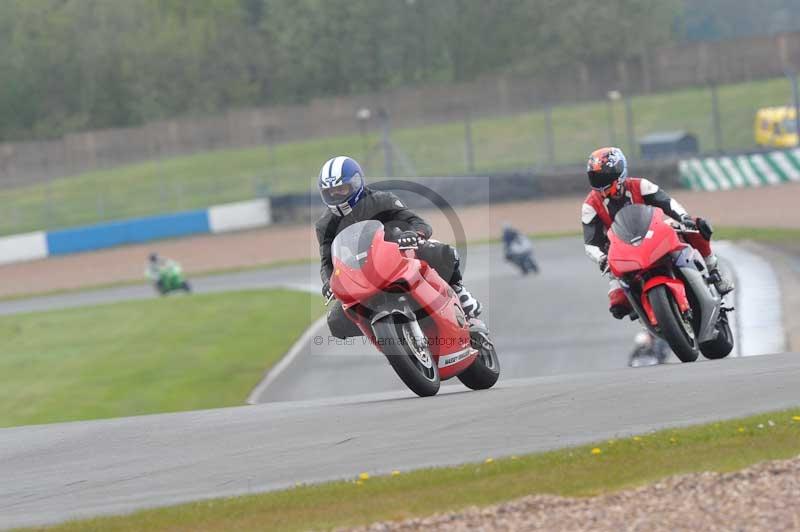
[[648, 285, 699, 363], [373, 317, 440, 397]]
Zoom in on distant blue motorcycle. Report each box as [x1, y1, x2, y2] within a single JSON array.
[[502, 225, 539, 275]]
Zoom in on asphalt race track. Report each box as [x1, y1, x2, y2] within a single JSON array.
[[2, 355, 799, 529], [1, 238, 797, 529], [254, 239, 642, 402]]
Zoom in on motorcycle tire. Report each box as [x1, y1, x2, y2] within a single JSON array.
[[700, 316, 734, 360], [373, 317, 440, 397], [182, 281, 192, 293], [648, 285, 699, 363], [457, 332, 500, 390]]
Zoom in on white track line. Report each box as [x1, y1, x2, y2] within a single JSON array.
[[716, 241, 786, 356], [246, 315, 327, 404]]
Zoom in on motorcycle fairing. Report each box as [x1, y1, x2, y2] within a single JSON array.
[[668, 246, 723, 343], [640, 276, 690, 326], [330, 220, 476, 379], [607, 206, 684, 277]]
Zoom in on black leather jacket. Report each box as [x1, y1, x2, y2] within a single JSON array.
[[315, 187, 432, 284]]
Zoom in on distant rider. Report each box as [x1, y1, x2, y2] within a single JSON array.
[[502, 223, 533, 257], [145, 252, 179, 290], [628, 331, 670, 367], [316, 155, 482, 339], [502, 222, 537, 274], [581, 147, 734, 319]]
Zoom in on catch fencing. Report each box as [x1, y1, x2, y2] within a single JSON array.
[[0, 32, 799, 236]]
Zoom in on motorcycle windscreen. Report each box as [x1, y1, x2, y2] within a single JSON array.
[[611, 205, 655, 246], [331, 220, 383, 269]]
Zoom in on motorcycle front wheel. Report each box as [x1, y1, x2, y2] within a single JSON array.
[[700, 315, 734, 360], [373, 317, 440, 397], [457, 332, 500, 390], [648, 285, 700, 363]]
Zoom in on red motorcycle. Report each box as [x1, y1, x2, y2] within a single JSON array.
[[329, 220, 500, 397], [607, 204, 734, 363]]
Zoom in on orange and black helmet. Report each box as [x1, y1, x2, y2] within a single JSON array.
[[587, 147, 627, 194]]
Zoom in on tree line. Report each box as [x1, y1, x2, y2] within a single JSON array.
[[1, 0, 791, 142]]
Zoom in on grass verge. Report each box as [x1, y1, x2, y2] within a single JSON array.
[[25, 408, 800, 532], [714, 226, 800, 242], [0, 289, 323, 428], [0, 76, 792, 235]]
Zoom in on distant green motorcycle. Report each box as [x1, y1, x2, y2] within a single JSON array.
[[146, 257, 192, 296]]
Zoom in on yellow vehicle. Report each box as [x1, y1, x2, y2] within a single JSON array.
[[754, 106, 799, 148]]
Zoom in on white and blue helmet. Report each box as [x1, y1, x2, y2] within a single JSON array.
[[318, 156, 365, 216]]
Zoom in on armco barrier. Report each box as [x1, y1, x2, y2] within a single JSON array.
[[0, 198, 271, 264], [46, 210, 211, 255], [680, 149, 800, 191]]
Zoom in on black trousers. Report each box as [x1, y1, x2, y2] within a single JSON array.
[[327, 240, 461, 339]]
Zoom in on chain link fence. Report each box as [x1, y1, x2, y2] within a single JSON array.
[[381, 76, 796, 179], [0, 74, 796, 236]]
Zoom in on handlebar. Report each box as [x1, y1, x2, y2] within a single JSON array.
[[398, 237, 425, 251], [667, 220, 700, 234]]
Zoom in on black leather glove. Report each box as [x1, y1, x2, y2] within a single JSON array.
[[696, 217, 714, 240], [396, 230, 419, 248], [598, 255, 609, 273], [322, 280, 333, 300], [680, 214, 697, 230]]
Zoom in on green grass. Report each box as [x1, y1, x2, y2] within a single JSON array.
[[0, 289, 323, 428], [714, 226, 800, 242], [25, 409, 800, 532], [0, 76, 793, 236]]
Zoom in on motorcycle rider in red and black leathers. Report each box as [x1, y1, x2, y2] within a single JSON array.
[[316, 156, 482, 339], [581, 147, 734, 319]]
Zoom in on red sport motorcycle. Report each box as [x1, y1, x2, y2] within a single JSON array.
[[606, 204, 734, 363], [329, 220, 500, 397]]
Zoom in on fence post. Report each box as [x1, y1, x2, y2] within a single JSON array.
[[378, 108, 393, 177], [44, 182, 53, 229], [624, 95, 636, 159], [464, 108, 475, 174], [607, 91, 621, 147], [356, 108, 371, 162], [606, 98, 617, 146], [788, 70, 800, 147], [710, 83, 723, 153], [96, 188, 105, 221], [544, 105, 555, 167]]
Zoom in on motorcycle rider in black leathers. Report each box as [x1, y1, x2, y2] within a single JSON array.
[[315, 156, 481, 339]]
